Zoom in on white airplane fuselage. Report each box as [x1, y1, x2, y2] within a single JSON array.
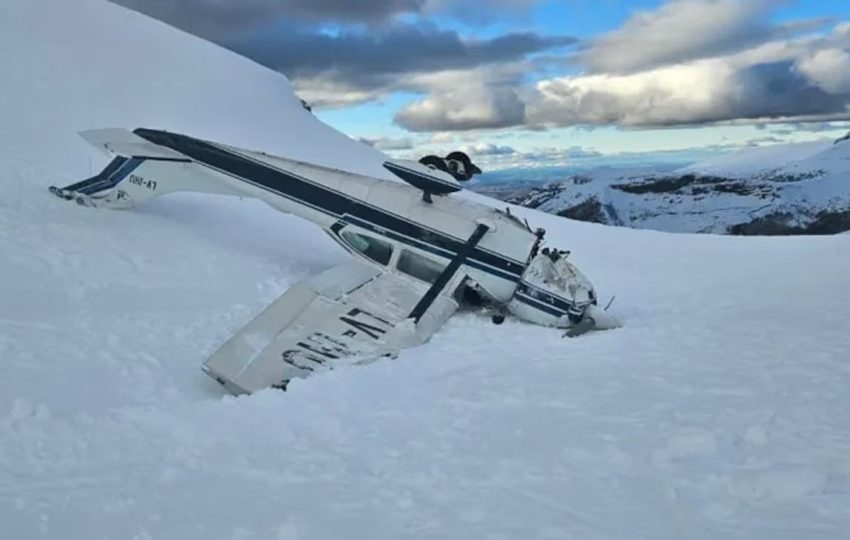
[[58, 128, 598, 330]]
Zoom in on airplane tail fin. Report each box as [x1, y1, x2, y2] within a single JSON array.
[[49, 129, 241, 208]]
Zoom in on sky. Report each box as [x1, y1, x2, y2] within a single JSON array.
[[113, 0, 850, 170]]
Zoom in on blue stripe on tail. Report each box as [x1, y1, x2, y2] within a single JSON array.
[[78, 157, 144, 195]]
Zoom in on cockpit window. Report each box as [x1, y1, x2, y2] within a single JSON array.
[[342, 231, 393, 265], [397, 249, 446, 284]]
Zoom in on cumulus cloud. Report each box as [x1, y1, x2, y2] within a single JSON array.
[[113, 0, 425, 39], [795, 48, 850, 94], [396, 85, 526, 131], [429, 132, 456, 144], [459, 143, 517, 156], [526, 52, 850, 128], [356, 136, 414, 151], [113, 0, 546, 40], [116, 0, 850, 133], [576, 0, 812, 74], [394, 65, 530, 130], [114, 0, 574, 112], [235, 25, 574, 100], [402, 1, 850, 132]]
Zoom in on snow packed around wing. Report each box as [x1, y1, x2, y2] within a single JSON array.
[[2, 1, 850, 538]]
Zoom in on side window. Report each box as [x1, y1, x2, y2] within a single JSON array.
[[342, 231, 393, 266], [397, 250, 446, 284]]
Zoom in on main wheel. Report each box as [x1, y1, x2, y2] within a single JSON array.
[[445, 151, 472, 167], [445, 151, 480, 180]]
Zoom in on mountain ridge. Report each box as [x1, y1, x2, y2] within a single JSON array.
[[491, 134, 850, 234]]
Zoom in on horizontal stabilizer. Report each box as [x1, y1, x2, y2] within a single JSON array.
[[50, 129, 238, 207], [79, 128, 189, 161]]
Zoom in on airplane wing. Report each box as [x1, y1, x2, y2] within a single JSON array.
[[203, 259, 460, 395]]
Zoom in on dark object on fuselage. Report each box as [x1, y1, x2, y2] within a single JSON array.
[[419, 155, 449, 174], [418, 151, 482, 182]]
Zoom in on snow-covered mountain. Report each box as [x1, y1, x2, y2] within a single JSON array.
[[2, 1, 850, 539], [499, 138, 850, 234]]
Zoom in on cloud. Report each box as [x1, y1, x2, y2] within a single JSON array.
[[113, 0, 547, 40], [425, 0, 540, 24], [396, 83, 526, 131], [526, 51, 850, 128], [113, 0, 425, 39], [795, 48, 850, 94], [117, 0, 850, 134], [114, 1, 573, 111], [393, 4, 850, 133], [577, 0, 826, 74], [521, 146, 601, 160], [527, 17, 850, 130], [391, 1, 850, 133], [232, 25, 574, 107], [429, 132, 456, 144], [459, 143, 517, 156], [452, 144, 602, 171], [773, 120, 850, 132], [356, 136, 414, 151]]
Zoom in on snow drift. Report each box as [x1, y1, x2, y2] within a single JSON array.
[[2, 1, 849, 539]]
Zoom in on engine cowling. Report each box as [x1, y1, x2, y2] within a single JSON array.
[[507, 250, 596, 328]]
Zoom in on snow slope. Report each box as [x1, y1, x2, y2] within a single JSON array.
[[2, 1, 850, 539]]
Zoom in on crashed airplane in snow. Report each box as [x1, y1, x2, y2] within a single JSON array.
[[50, 128, 615, 395]]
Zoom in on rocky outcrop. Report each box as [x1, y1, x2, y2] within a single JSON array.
[[729, 209, 850, 236], [555, 198, 609, 224]]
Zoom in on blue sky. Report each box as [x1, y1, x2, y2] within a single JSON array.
[[310, 0, 850, 169], [118, 0, 850, 170]]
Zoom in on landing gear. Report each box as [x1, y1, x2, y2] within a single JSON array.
[[419, 155, 450, 173], [418, 152, 482, 182]]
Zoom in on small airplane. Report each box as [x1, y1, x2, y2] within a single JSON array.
[[50, 128, 616, 395]]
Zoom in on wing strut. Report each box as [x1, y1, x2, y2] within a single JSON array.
[[409, 223, 490, 322]]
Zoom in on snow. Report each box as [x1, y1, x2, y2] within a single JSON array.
[[2, 1, 850, 539], [678, 141, 832, 178]]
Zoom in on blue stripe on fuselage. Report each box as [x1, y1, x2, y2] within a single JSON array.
[[516, 281, 581, 314], [512, 292, 568, 317], [133, 129, 527, 282]]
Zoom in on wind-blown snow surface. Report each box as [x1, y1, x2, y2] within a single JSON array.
[[2, 1, 850, 539]]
